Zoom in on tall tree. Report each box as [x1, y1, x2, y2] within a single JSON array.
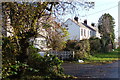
[[2, 2, 53, 63], [46, 22, 69, 51], [2, 1, 94, 62], [2, 1, 94, 79], [98, 13, 115, 52]]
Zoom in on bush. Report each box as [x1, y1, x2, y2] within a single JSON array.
[[117, 46, 120, 49], [2, 37, 19, 79], [64, 40, 78, 51], [2, 60, 35, 79], [2, 37, 64, 79], [27, 46, 64, 78], [65, 39, 91, 60], [89, 37, 102, 54], [74, 39, 90, 60]]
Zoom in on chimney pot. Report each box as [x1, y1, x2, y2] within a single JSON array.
[[84, 19, 87, 24], [91, 23, 95, 27], [74, 16, 78, 22]]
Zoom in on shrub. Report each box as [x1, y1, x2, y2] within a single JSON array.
[[27, 46, 64, 78], [64, 40, 78, 51], [89, 37, 102, 54], [74, 39, 90, 60], [65, 39, 90, 60], [117, 46, 120, 49], [2, 37, 64, 79], [2, 37, 19, 79], [2, 60, 36, 79]]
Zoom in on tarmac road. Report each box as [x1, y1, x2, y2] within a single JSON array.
[[62, 60, 120, 78]]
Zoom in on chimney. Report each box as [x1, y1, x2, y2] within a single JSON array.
[[91, 23, 95, 27], [74, 16, 78, 22], [84, 19, 87, 24]]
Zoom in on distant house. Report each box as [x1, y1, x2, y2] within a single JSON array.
[[30, 28, 49, 51], [62, 17, 101, 40]]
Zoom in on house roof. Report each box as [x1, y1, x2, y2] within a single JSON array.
[[64, 18, 97, 31], [82, 23, 96, 31]]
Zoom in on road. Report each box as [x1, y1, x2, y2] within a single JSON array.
[[62, 60, 120, 78]]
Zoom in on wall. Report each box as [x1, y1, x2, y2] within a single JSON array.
[[34, 37, 47, 50], [63, 19, 80, 40], [62, 19, 101, 41], [80, 27, 91, 40]]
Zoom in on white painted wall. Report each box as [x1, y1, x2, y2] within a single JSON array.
[[29, 28, 49, 51], [62, 19, 100, 41], [80, 27, 90, 40], [63, 19, 80, 40], [34, 37, 47, 50]]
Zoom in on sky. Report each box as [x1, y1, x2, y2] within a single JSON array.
[[59, 0, 119, 41], [84, 0, 119, 41]]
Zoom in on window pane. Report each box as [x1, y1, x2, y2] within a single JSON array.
[[84, 29, 86, 36], [81, 29, 83, 36]]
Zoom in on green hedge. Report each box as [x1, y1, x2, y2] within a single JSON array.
[[65, 39, 90, 60], [89, 37, 102, 54], [74, 39, 90, 60]]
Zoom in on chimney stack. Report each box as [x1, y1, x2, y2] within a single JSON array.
[[84, 19, 87, 24], [74, 16, 78, 22], [91, 23, 95, 27]]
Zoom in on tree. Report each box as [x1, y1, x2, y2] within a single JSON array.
[[2, 2, 53, 62], [98, 13, 115, 52], [45, 19, 69, 51], [2, 1, 94, 79], [36, 16, 69, 51], [2, 1, 94, 62]]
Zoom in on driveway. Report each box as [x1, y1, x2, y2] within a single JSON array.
[[62, 60, 120, 78]]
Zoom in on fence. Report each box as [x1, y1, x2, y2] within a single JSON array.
[[48, 51, 75, 60]]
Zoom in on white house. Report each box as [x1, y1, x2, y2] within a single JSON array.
[[32, 28, 49, 51], [62, 18, 101, 40]]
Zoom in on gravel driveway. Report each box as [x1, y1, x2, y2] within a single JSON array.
[[62, 60, 120, 78]]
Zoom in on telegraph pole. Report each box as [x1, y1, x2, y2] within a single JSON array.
[[118, 1, 120, 46]]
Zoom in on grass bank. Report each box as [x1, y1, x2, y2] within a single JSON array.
[[85, 49, 120, 64]]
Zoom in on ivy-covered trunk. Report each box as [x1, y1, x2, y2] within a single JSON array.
[[17, 39, 29, 63]]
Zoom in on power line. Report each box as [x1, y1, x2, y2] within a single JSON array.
[[80, 5, 118, 17]]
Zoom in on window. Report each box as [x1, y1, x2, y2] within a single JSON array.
[[84, 29, 86, 37], [81, 29, 83, 36], [88, 30, 89, 37], [90, 31, 92, 36]]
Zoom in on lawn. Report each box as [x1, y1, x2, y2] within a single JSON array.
[[85, 49, 120, 63]]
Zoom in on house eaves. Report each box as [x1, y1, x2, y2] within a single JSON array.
[[82, 23, 96, 31], [65, 18, 87, 29]]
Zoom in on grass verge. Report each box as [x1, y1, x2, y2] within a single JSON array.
[[85, 49, 120, 64]]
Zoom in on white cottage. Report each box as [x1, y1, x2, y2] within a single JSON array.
[[62, 18, 101, 40]]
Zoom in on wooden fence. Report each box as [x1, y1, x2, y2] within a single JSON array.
[[48, 51, 75, 60]]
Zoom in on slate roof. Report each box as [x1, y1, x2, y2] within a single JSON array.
[[65, 18, 97, 32], [82, 23, 96, 31]]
